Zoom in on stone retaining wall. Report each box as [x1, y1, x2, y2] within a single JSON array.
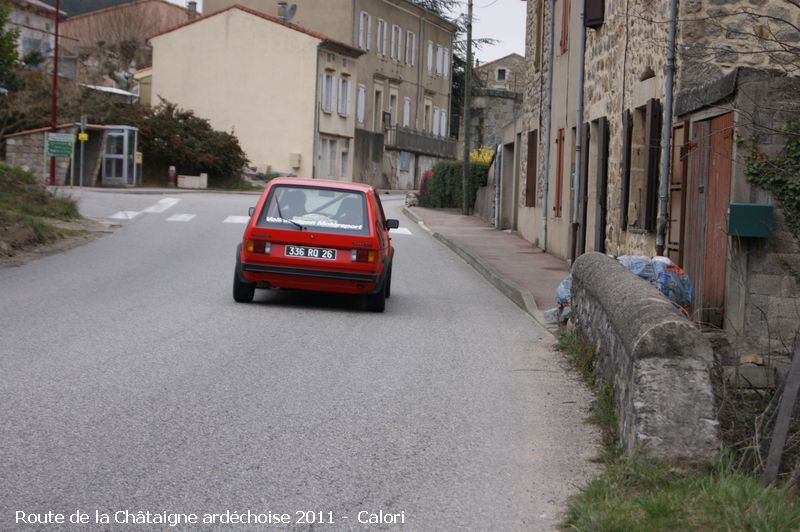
[[571, 252, 719, 462]]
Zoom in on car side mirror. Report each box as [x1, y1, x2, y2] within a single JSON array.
[[248, 207, 255, 216], [386, 219, 399, 229]]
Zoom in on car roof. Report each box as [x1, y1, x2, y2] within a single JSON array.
[[268, 177, 375, 193]]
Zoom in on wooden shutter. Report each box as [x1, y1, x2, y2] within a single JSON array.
[[585, 0, 605, 29], [643, 98, 662, 232], [620, 110, 632, 230], [555, 128, 565, 217], [526, 130, 538, 207], [577, 122, 590, 256], [594, 116, 609, 253], [560, 0, 570, 54]]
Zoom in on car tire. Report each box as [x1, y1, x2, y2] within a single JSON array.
[[233, 271, 255, 303], [385, 266, 392, 299], [366, 278, 387, 313]]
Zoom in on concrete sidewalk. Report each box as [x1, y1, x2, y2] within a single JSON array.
[[402, 206, 570, 332]]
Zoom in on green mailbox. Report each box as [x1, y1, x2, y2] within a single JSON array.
[[728, 203, 774, 238]]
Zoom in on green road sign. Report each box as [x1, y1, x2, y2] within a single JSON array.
[[46, 132, 75, 158]]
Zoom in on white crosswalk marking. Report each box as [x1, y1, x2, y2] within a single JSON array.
[[223, 216, 250, 224], [143, 197, 180, 213], [109, 211, 140, 220], [390, 227, 412, 235], [166, 214, 196, 222]]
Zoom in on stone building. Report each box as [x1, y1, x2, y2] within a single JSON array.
[[461, 53, 525, 153], [510, 0, 800, 356]]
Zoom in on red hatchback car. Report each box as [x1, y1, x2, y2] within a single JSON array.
[[233, 178, 398, 312]]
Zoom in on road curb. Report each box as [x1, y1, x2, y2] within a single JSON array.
[[402, 207, 556, 335]]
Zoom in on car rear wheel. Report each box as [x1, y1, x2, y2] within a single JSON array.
[[233, 272, 255, 303], [366, 277, 387, 313], [385, 266, 392, 299]]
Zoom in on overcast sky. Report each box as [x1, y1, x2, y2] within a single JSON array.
[[168, 0, 527, 64]]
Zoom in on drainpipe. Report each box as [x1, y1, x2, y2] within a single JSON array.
[[541, 0, 556, 250], [494, 145, 501, 228], [570, 0, 586, 262], [312, 46, 322, 179], [656, 0, 678, 256]]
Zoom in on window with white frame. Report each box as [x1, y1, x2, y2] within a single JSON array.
[[338, 77, 350, 117], [427, 41, 433, 72], [405, 31, 416, 65], [358, 12, 371, 50], [356, 84, 366, 124], [376, 19, 387, 56], [322, 72, 335, 113], [402, 97, 411, 127], [391, 25, 402, 61], [443, 48, 450, 78], [435, 45, 443, 75], [440, 110, 447, 137], [432, 107, 440, 136]]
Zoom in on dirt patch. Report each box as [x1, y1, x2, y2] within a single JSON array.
[[0, 218, 116, 268]]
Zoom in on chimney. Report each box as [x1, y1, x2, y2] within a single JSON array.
[[277, 2, 288, 21], [187, 1, 198, 20]]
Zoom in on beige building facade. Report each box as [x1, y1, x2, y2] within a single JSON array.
[[205, 0, 456, 187], [511, 0, 800, 355], [150, 6, 362, 179]]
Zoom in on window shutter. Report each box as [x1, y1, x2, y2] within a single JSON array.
[[585, 0, 605, 29], [525, 130, 538, 207], [440, 110, 447, 137], [403, 98, 410, 127], [643, 98, 662, 232], [560, 0, 570, 53], [620, 109, 633, 230], [427, 41, 433, 71], [555, 128, 565, 217], [577, 121, 591, 256], [357, 85, 366, 124], [594, 116, 609, 252], [444, 48, 449, 78], [367, 15, 372, 51]]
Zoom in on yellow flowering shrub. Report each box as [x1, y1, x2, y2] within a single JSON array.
[[470, 145, 495, 164]]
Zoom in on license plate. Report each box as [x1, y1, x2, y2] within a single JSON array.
[[285, 245, 337, 260]]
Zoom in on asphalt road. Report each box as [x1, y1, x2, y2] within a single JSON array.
[[1, 190, 597, 531]]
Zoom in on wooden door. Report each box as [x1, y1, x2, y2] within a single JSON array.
[[577, 122, 590, 256], [702, 113, 733, 327], [684, 120, 709, 320]]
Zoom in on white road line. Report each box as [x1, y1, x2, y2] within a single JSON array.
[[109, 211, 140, 220], [143, 197, 180, 213], [390, 227, 413, 235], [166, 214, 196, 222], [223, 216, 250, 224]]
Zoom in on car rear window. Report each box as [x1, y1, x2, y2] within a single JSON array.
[[256, 185, 370, 236]]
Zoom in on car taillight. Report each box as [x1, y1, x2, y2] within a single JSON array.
[[245, 239, 271, 254], [351, 249, 376, 263]]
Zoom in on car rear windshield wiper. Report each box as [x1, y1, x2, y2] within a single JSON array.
[[275, 201, 305, 230], [280, 218, 305, 230]]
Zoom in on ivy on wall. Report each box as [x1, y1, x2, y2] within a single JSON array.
[[745, 121, 800, 238]]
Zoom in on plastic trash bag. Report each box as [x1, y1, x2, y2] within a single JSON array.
[[617, 255, 693, 311]]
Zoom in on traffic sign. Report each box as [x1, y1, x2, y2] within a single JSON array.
[[46, 132, 75, 158]]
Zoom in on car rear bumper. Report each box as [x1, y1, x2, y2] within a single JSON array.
[[241, 263, 378, 283]]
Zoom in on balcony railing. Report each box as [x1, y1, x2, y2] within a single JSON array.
[[385, 126, 456, 159]]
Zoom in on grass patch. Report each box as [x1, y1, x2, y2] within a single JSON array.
[[564, 455, 800, 531], [0, 163, 83, 252], [558, 329, 800, 531]]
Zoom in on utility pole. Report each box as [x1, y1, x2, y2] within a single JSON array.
[[49, 0, 61, 186], [461, 0, 473, 215]]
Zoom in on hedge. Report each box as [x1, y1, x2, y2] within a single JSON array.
[[419, 160, 489, 210]]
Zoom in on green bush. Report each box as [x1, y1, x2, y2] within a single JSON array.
[[87, 100, 249, 187], [420, 160, 489, 209]]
